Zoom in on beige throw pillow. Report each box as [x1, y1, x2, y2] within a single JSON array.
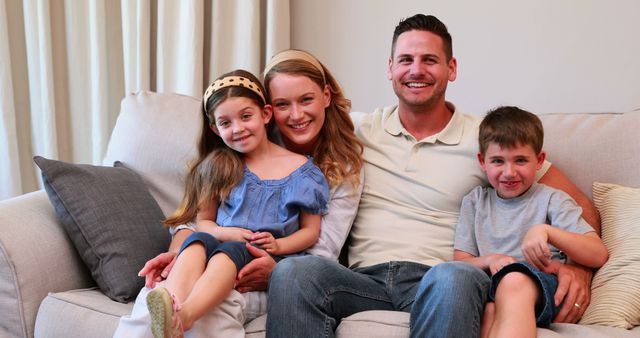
[[580, 182, 640, 329]]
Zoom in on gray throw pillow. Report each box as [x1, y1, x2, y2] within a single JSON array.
[[33, 156, 171, 302]]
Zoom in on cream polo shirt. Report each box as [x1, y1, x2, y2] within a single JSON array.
[[348, 103, 550, 268]]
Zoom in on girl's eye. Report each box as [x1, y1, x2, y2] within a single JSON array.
[[217, 121, 229, 128]]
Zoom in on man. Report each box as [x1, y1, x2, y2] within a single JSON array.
[[266, 14, 598, 337]]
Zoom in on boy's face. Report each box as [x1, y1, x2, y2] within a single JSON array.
[[478, 142, 546, 199]]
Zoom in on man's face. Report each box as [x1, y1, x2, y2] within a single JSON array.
[[388, 30, 456, 111]]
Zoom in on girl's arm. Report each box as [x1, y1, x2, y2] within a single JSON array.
[[195, 199, 254, 242], [522, 224, 608, 269], [254, 212, 321, 256], [454, 250, 517, 275]]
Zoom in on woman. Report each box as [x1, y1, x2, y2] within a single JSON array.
[[114, 49, 364, 337]]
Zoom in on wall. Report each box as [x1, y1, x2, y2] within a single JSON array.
[[290, 0, 640, 115]]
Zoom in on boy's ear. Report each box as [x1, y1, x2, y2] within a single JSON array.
[[263, 104, 273, 124], [536, 150, 547, 169], [477, 152, 487, 171], [209, 123, 220, 136]]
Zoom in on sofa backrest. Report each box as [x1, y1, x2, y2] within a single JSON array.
[[539, 111, 640, 199], [103, 91, 202, 216], [103, 92, 640, 217]]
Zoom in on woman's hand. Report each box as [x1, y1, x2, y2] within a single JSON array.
[[235, 244, 276, 292], [138, 251, 177, 288]]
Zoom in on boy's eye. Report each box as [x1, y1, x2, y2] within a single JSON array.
[[491, 159, 504, 164]]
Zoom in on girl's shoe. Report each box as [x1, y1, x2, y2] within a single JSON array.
[[146, 287, 183, 338]]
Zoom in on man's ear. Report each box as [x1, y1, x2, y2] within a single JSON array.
[[477, 152, 487, 171], [536, 150, 547, 169], [387, 57, 393, 80], [210, 123, 220, 136], [262, 105, 273, 124]]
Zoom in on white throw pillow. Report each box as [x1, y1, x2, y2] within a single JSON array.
[[580, 182, 640, 329]]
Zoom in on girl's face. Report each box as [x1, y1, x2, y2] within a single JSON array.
[[211, 96, 272, 155], [268, 73, 330, 155]]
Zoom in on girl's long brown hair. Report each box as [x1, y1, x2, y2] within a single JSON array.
[[165, 70, 269, 226]]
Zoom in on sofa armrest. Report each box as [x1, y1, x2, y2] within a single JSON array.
[[0, 190, 94, 338]]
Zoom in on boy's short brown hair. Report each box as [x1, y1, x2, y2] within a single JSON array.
[[479, 106, 544, 155]]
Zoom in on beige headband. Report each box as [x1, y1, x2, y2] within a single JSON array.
[[203, 76, 265, 111], [263, 49, 326, 82]]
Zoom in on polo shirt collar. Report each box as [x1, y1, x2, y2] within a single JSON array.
[[385, 102, 464, 144]]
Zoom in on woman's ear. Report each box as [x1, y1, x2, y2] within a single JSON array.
[[262, 104, 273, 124], [323, 84, 331, 109]]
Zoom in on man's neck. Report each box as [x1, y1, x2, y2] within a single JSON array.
[[397, 101, 453, 141]]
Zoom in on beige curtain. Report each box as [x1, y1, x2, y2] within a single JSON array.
[[0, 0, 290, 200]]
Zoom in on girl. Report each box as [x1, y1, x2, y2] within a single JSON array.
[[145, 69, 330, 338]]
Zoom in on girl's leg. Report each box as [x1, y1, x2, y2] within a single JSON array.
[[176, 252, 238, 331], [165, 242, 208, 303], [488, 272, 538, 338], [480, 302, 495, 338]]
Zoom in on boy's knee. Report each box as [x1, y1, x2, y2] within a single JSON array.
[[496, 272, 537, 295]]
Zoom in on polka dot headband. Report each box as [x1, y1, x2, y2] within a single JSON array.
[[203, 76, 265, 112]]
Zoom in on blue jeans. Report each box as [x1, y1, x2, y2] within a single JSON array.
[[266, 257, 489, 338]]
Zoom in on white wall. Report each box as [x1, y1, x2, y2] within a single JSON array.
[[290, 0, 640, 115]]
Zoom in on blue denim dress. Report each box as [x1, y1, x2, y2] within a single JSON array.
[[180, 158, 329, 270]]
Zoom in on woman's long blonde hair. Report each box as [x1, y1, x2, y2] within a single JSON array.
[[165, 69, 269, 226], [263, 56, 363, 190]]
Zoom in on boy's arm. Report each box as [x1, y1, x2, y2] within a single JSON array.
[[454, 250, 516, 275], [523, 224, 608, 269], [538, 164, 599, 323]]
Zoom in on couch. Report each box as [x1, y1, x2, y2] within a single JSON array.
[[1, 91, 639, 338]]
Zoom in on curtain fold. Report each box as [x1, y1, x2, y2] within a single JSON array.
[[0, 0, 290, 201]]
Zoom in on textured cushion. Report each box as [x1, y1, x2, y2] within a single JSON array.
[[33, 156, 171, 302], [579, 182, 640, 328], [102, 91, 202, 217]]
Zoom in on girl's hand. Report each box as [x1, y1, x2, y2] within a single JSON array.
[[488, 254, 517, 275], [522, 224, 553, 270], [250, 232, 279, 254], [223, 227, 254, 242]]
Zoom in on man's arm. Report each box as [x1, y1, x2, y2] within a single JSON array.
[[538, 164, 599, 323]]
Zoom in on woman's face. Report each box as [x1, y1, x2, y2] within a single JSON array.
[[268, 73, 330, 155]]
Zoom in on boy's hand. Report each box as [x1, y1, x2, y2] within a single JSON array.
[[488, 254, 517, 275], [250, 232, 279, 254], [522, 223, 553, 270]]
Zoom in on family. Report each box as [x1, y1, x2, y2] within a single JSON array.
[[114, 13, 606, 338]]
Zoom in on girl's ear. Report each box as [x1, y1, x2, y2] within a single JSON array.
[[209, 123, 220, 136], [262, 104, 273, 124], [322, 84, 331, 109]]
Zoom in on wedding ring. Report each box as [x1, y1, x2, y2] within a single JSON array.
[[574, 303, 581, 309]]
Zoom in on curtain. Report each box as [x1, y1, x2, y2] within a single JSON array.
[[0, 0, 290, 200]]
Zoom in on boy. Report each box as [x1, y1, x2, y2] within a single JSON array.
[[454, 106, 608, 338]]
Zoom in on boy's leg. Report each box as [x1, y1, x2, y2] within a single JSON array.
[[489, 272, 537, 338], [266, 256, 395, 338], [410, 261, 490, 338]]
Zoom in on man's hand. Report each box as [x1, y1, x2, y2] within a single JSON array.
[[553, 263, 593, 323], [138, 251, 177, 288], [235, 244, 276, 293]]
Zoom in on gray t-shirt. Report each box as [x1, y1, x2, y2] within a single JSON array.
[[454, 183, 594, 262]]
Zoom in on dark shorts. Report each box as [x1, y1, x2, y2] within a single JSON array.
[[489, 262, 559, 327], [178, 232, 258, 272]]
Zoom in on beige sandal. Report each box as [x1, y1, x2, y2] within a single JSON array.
[[147, 287, 184, 338]]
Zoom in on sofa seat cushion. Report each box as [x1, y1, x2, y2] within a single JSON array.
[[34, 288, 132, 338]]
